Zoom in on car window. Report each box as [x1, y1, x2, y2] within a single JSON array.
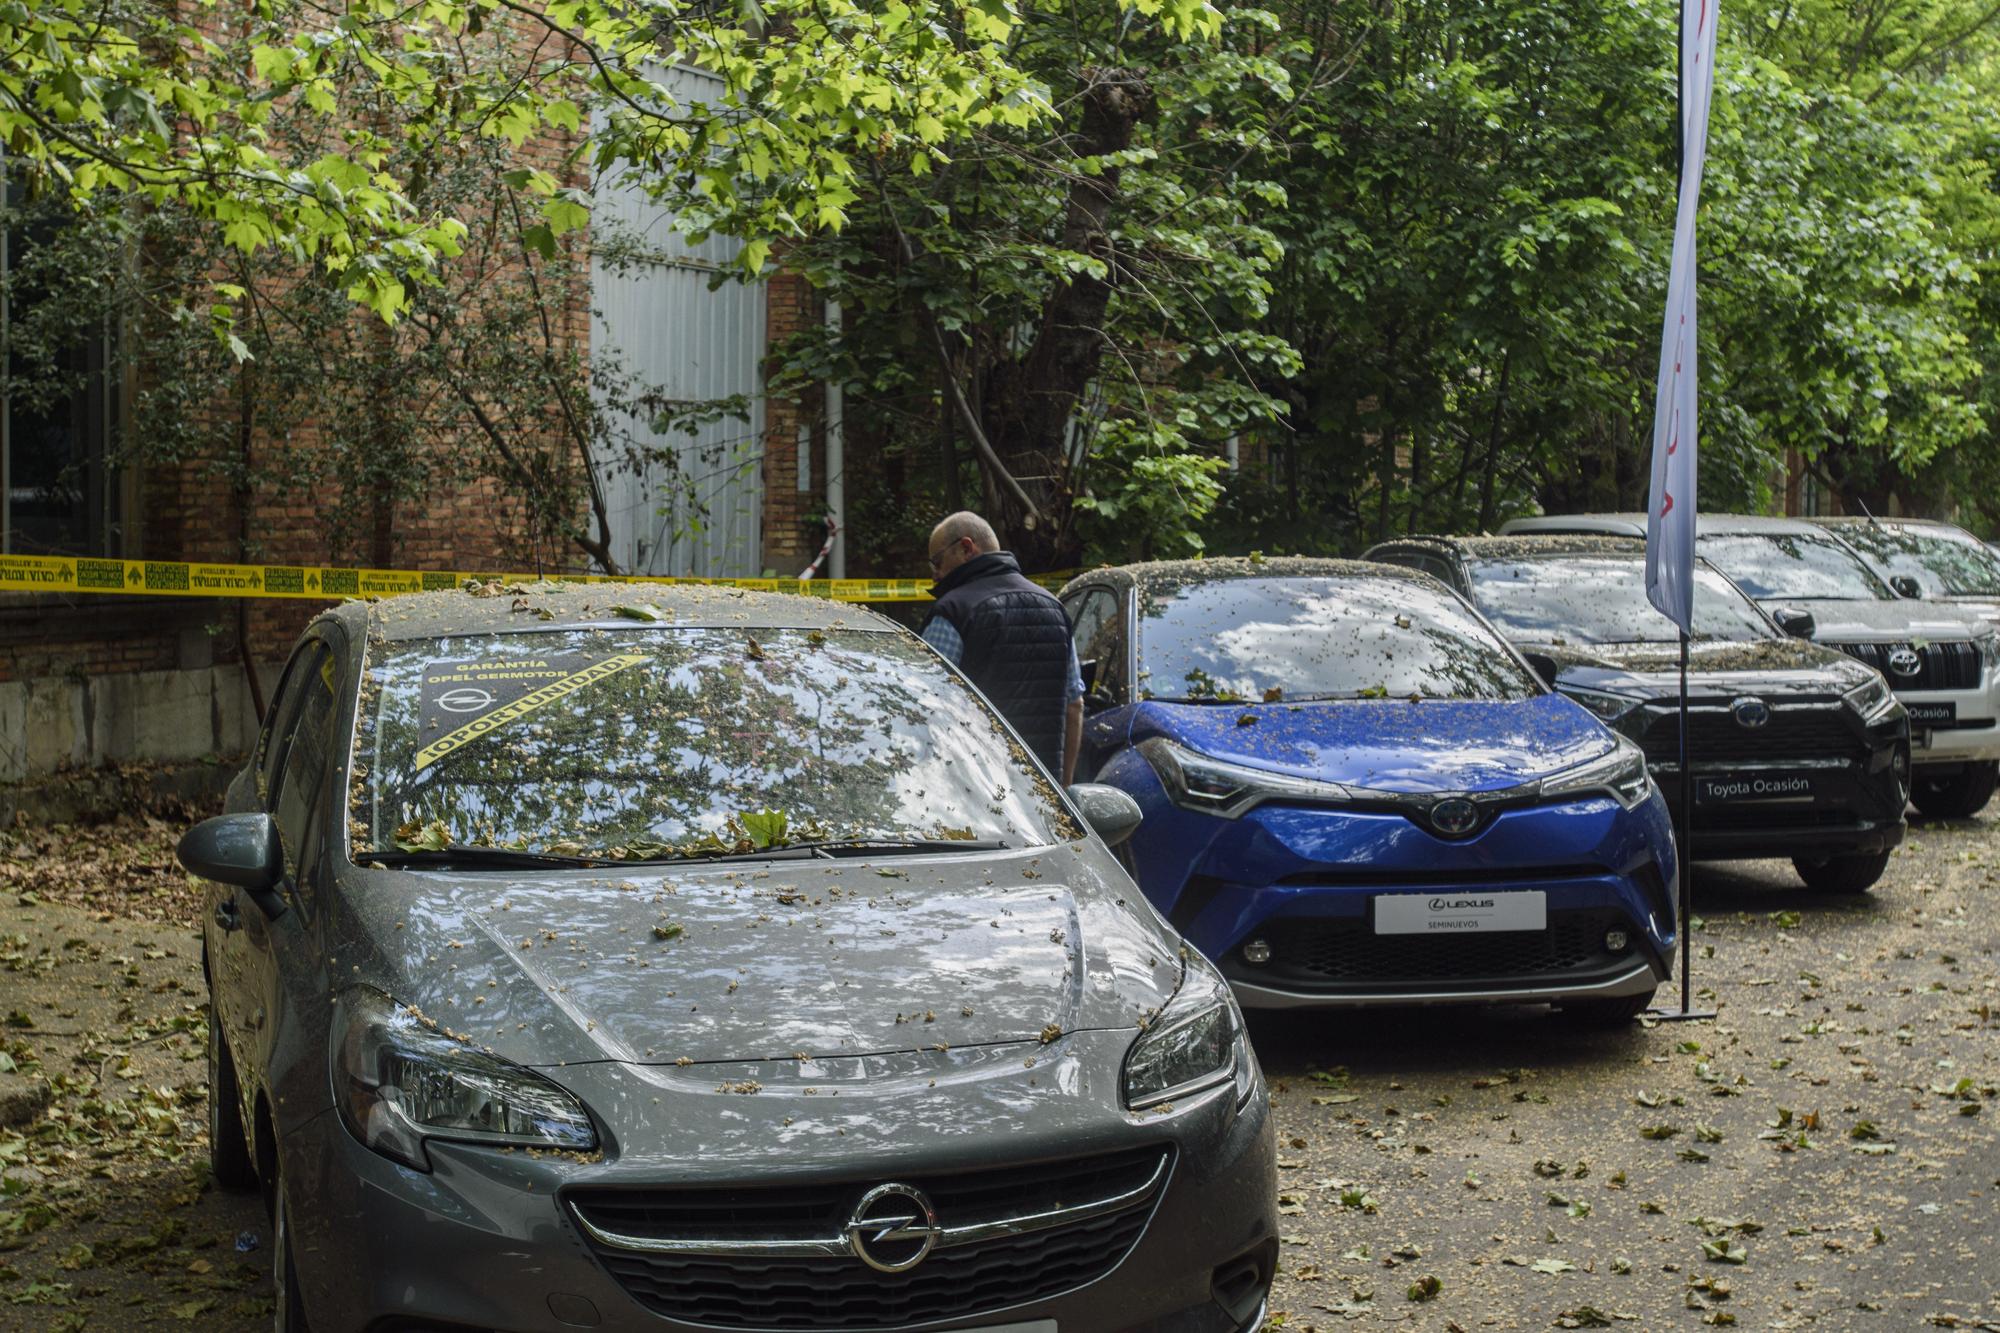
[[1067, 589, 1123, 702], [1698, 532, 1893, 601], [1466, 557, 1776, 644], [1135, 575, 1539, 702], [1829, 524, 2000, 597], [256, 644, 320, 804], [274, 644, 339, 879], [349, 628, 1067, 859]]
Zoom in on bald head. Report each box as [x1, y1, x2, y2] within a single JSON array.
[[927, 511, 1000, 579]]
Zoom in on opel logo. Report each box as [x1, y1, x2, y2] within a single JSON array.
[[1887, 646, 1922, 677], [845, 1183, 942, 1273], [436, 687, 495, 713], [1429, 797, 1480, 838], [1730, 696, 1770, 729]]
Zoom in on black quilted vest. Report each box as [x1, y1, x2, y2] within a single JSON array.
[[923, 551, 1073, 773]]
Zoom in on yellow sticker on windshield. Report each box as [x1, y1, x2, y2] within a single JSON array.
[[412, 653, 650, 772]]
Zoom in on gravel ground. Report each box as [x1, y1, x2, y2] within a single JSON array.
[[0, 814, 1995, 1331]]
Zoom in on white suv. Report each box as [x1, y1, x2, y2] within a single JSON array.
[[1501, 513, 2000, 818]]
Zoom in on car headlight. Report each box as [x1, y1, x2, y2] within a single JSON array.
[[334, 987, 596, 1170], [1123, 959, 1248, 1110], [1541, 736, 1653, 810], [1978, 632, 2000, 671], [1562, 685, 1646, 728], [1843, 673, 1898, 723], [1137, 737, 1352, 819]]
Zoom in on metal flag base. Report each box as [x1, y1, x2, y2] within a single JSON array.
[[1646, 1005, 1717, 1022]]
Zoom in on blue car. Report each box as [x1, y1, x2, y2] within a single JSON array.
[[1059, 558, 1678, 1021]]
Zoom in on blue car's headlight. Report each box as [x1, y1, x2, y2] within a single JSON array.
[[1541, 736, 1653, 810], [1137, 737, 1352, 819], [334, 987, 597, 1170], [1123, 959, 1250, 1110]]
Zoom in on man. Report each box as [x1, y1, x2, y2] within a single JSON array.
[[920, 512, 1085, 785]]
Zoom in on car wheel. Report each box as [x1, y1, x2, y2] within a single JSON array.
[[1910, 760, 1999, 820], [206, 997, 257, 1191], [272, 1166, 313, 1333], [1557, 988, 1655, 1026], [1792, 849, 1891, 894]]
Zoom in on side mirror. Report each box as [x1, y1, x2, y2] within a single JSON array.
[[1772, 607, 1817, 639], [178, 814, 288, 920], [1066, 783, 1143, 848], [1890, 575, 1922, 599], [1520, 651, 1560, 688]]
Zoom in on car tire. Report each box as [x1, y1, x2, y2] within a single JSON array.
[[1910, 760, 1999, 820], [272, 1165, 313, 1333], [1792, 849, 1891, 894], [1557, 988, 1655, 1025], [206, 999, 257, 1191]]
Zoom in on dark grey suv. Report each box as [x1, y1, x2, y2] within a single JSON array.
[[180, 583, 1276, 1333]]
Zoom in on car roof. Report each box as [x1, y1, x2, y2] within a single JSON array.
[[1373, 533, 1647, 560], [1062, 555, 1429, 593], [319, 580, 903, 644], [1501, 512, 1835, 538], [1808, 515, 1975, 538]]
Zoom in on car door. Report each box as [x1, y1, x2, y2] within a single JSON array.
[[245, 631, 346, 1130], [210, 640, 321, 1090], [1065, 585, 1134, 781]]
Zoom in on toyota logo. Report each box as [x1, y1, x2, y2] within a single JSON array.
[[1429, 797, 1480, 838], [1887, 646, 1922, 677], [845, 1183, 942, 1273], [1730, 696, 1770, 729]]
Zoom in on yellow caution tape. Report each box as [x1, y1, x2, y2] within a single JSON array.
[[0, 554, 1074, 603]]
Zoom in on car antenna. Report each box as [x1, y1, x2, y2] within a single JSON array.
[[1854, 498, 1881, 528]]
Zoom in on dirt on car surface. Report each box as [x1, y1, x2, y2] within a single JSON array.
[[2, 812, 1998, 1331]]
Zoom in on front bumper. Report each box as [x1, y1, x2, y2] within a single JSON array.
[[282, 1033, 1276, 1333], [1649, 760, 1907, 861], [1111, 760, 1678, 1010]]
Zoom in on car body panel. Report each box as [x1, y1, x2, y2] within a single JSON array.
[[1364, 536, 1911, 862], [1491, 516, 2000, 769], [192, 584, 1278, 1333], [1062, 559, 1678, 1011]]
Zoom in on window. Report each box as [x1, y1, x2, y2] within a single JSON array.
[[2, 184, 124, 556], [1067, 589, 1121, 703], [257, 643, 325, 806]]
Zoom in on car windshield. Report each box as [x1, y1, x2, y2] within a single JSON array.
[[1466, 556, 1775, 644], [349, 627, 1064, 860], [1827, 524, 2000, 597], [1696, 532, 1892, 602], [1136, 575, 1538, 702]]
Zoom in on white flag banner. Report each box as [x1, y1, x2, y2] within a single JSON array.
[[1645, 0, 1721, 634]]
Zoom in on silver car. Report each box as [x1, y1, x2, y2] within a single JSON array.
[[180, 584, 1276, 1333]]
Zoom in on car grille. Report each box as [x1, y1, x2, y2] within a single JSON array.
[[566, 1146, 1170, 1330], [1635, 704, 1856, 766], [1834, 640, 1980, 691], [1263, 908, 1630, 989]]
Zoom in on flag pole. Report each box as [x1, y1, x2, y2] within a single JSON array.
[[1646, 0, 1714, 1023]]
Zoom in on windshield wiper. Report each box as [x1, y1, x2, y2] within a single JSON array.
[[362, 846, 614, 870], [791, 838, 1009, 858]]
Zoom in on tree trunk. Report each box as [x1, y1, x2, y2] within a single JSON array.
[[976, 68, 1154, 571]]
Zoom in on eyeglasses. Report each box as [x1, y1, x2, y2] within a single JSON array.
[[928, 540, 961, 572]]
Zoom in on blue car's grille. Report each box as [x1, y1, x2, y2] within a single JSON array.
[[1257, 908, 1632, 990]]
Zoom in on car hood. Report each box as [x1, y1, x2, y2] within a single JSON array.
[[322, 844, 1183, 1069], [1756, 597, 1988, 643], [1935, 595, 2000, 628], [1131, 693, 1611, 793], [1522, 636, 1876, 699]]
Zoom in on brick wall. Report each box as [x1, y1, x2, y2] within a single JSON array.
[[761, 270, 815, 575]]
